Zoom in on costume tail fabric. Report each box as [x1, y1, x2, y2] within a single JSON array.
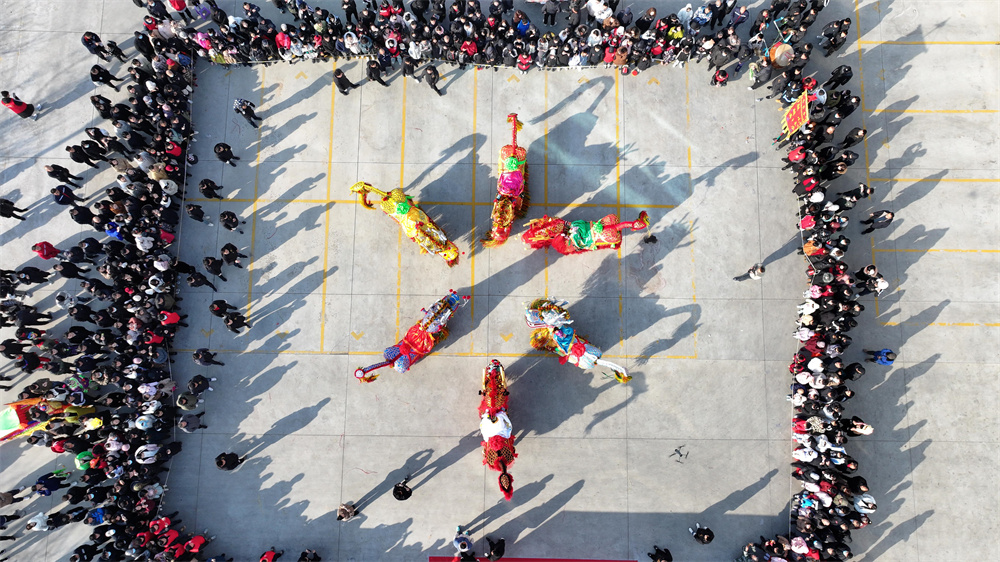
[[521, 215, 566, 250], [595, 358, 632, 384], [614, 210, 650, 232]]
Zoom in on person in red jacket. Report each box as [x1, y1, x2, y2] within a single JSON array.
[[31, 241, 61, 260], [260, 547, 285, 562], [158, 311, 189, 327], [1, 91, 39, 120], [517, 52, 532, 74], [169, 0, 194, 22]]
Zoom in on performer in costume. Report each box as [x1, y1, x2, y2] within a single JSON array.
[[521, 211, 650, 255], [482, 113, 529, 248], [524, 298, 631, 383], [478, 359, 516, 500], [350, 181, 461, 267], [354, 290, 470, 382]]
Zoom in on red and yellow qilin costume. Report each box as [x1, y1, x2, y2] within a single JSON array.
[[482, 113, 529, 248], [522, 211, 650, 255], [354, 290, 470, 382], [479, 359, 516, 500], [350, 181, 460, 267], [524, 298, 631, 383]]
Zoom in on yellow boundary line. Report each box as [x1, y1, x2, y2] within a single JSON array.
[[318, 60, 337, 352], [544, 72, 550, 297], [881, 322, 1000, 328], [171, 348, 699, 359], [395, 77, 407, 341], [469, 69, 478, 354], [185, 197, 674, 208], [873, 248, 1000, 253], [864, 108, 999, 114], [869, 177, 1000, 183], [859, 40, 1000, 45], [615, 73, 625, 354]]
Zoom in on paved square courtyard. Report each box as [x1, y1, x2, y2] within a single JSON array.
[[0, 0, 997, 560]]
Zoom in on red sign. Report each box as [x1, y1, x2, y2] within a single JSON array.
[[781, 93, 810, 140], [427, 556, 637, 562]]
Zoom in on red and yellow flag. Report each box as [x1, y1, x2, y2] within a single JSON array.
[[781, 93, 810, 140]]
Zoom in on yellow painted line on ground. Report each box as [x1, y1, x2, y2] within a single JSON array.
[[684, 63, 690, 127], [881, 321, 1000, 328], [246, 67, 267, 315], [869, 235, 880, 317], [544, 72, 550, 207], [688, 220, 697, 303], [859, 40, 1000, 45], [395, 77, 407, 342], [685, 65, 693, 196], [469, 69, 478, 354], [615, 72, 625, 353], [870, 177, 1000, 183], [318, 60, 337, 352], [187, 197, 355, 204], [186, 197, 674, 208], [544, 72, 550, 297], [172, 348, 697, 359], [864, 108, 1000, 114], [873, 248, 1000, 253]]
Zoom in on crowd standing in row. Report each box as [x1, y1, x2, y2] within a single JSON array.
[[0, 0, 885, 561], [120, 0, 852, 97], [732, 53, 896, 562], [0, 4, 301, 560]]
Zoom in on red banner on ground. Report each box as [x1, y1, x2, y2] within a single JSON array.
[[429, 558, 636, 562]]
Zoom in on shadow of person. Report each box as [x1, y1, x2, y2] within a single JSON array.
[[490, 479, 586, 542], [408, 431, 483, 490], [504, 354, 619, 438], [464, 474, 555, 535], [238, 397, 333, 459], [352, 449, 434, 511], [528, 76, 614, 125]]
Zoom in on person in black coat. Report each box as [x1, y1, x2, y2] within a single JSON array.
[[333, 68, 360, 95], [51, 185, 85, 206], [424, 65, 443, 95], [46, 164, 83, 186], [214, 143, 239, 166], [90, 65, 124, 91], [367, 59, 389, 87], [823, 65, 853, 89]]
